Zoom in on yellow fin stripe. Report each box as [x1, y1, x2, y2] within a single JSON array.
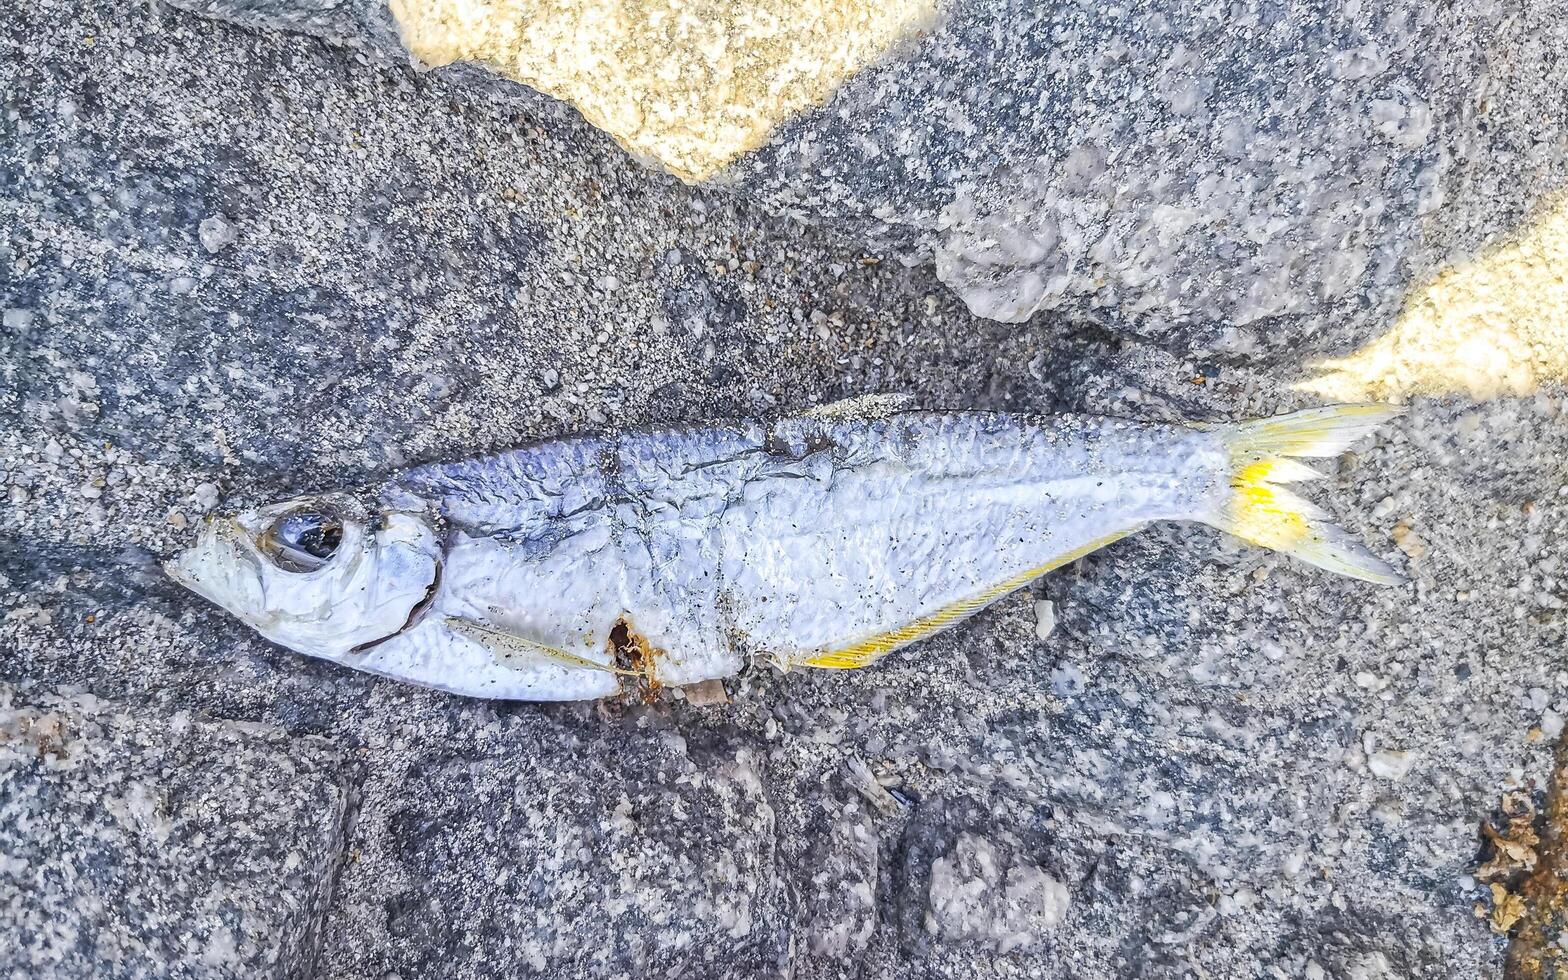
[[800, 528, 1139, 670], [1226, 460, 1312, 551]]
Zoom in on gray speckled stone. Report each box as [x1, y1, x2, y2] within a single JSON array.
[[729, 0, 1568, 355], [4, 0, 1565, 977], [160, 0, 403, 53], [0, 685, 349, 980], [160, 0, 1568, 355], [320, 708, 786, 979]]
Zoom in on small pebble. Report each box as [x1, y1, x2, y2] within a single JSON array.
[[1543, 709, 1565, 740], [1033, 599, 1057, 640], [1368, 749, 1415, 780], [1391, 522, 1428, 559], [192, 482, 220, 513], [198, 215, 238, 253]]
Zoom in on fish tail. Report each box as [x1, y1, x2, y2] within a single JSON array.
[[1202, 404, 1407, 585]]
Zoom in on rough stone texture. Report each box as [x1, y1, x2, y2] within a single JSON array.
[[4, 0, 1568, 977], [321, 710, 786, 978], [731, 0, 1568, 356], [161, 0, 406, 53], [163, 0, 1568, 359], [387, 0, 939, 183], [1299, 195, 1568, 402], [0, 685, 348, 979]]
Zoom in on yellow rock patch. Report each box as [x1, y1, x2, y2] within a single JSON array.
[[1299, 193, 1568, 400], [389, 0, 939, 182]]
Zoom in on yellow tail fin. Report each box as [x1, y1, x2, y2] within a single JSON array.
[[1204, 404, 1406, 585]]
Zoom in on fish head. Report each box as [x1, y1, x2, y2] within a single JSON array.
[[164, 492, 441, 658]]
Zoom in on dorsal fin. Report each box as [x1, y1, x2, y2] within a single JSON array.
[[798, 393, 916, 421]]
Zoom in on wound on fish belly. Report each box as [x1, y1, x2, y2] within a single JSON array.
[[609, 617, 663, 702]]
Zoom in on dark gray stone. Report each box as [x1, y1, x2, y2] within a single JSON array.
[[160, 0, 403, 54], [319, 709, 787, 979], [0, 685, 349, 979], [159, 0, 1568, 357]]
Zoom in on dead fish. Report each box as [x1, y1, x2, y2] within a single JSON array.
[[165, 397, 1405, 701]]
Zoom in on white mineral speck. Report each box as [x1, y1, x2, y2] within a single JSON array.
[[192, 482, 220, 514], [1367, 749, 1416, 780], [927, 834, 1069, 953], [1049, 663, 1085, 698], [199, 215, 237, 253], [1543, 708, 1565, 740]]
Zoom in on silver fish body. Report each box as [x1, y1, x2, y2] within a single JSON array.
[[167, 403, 1404, 701]]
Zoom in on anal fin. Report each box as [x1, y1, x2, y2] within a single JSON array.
[[799, 526, 1141, 670]]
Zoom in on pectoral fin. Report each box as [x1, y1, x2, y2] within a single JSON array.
[[446, 618, 635, 676]]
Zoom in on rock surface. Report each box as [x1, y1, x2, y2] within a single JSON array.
[[0, 685, 348, 979], [322, 710, 787, 978], [4, 0, 1567, 977], [732, 0, 1568, 356], [162, 0, 1568, 359]]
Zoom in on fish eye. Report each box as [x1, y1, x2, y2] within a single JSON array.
[[260, 510, 344, 573]]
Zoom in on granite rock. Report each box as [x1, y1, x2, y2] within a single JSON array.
[[320, 709, 787, 979], [158, 0, 1568, 356], [730, 0, 1568, 356], [0, 685, 349, 979], [4, 0, 1566, 977]]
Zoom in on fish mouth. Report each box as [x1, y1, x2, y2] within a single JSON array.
[[163, 517, 263, 612]]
